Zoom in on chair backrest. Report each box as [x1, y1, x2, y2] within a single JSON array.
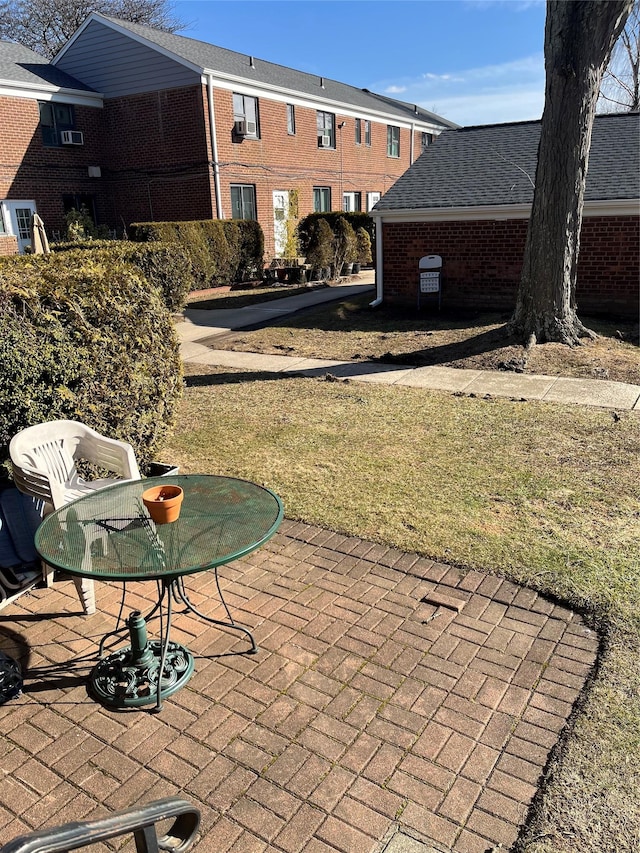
[[10, 420, 140, 509]]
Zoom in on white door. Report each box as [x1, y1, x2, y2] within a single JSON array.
[[272, 190, 289, 257], [2, 200, 37, 253]]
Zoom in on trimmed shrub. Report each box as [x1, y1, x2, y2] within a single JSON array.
[[0, 253, 182, 467], [303, 218, 334, 274], [356, 227, 373, 266], [129, 219, 264, 287], [51, 241, 194, 312], [298, 212, 375, 267], [333, 217, 358, 275]]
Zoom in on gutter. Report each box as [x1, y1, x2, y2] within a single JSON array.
[[370, 212, 383, 307], [206, 74, 223, 219]]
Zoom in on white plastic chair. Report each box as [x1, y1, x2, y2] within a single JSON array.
[[10, 420, 141, 614]]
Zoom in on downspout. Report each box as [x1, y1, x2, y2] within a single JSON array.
[[410, 121, 415, 163], [369, 212, 383, 307], [206, 74, 223, 219]]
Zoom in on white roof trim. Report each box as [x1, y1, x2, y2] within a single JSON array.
[[54, 13, 447, 128], [200, 72, 445, 130], [0, 79, 103, 107], [372, 198, 639, 222]]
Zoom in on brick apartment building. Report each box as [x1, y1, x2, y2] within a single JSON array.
[[1, 13, 456, 258], [371, 113, 640, 317]]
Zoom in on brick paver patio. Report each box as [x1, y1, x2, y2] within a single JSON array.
[[0, 521, 599, 853]]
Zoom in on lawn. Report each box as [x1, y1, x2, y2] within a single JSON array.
[[163, 363, 640, 853], [204, 293, 640, 385]]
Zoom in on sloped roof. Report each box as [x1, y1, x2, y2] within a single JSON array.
[[59, 14, 456, 128], [0, 40, 95, 91], [374, 112, 640, 210]]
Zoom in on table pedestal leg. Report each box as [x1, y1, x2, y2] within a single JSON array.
[[90, 609, 194, 710]]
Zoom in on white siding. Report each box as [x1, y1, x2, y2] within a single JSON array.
[[55, 21, 200, 97]]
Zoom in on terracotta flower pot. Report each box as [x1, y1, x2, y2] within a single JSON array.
[[142, 485, 184, 524]]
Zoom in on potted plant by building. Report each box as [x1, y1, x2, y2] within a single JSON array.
[[354, 226, 372, 273]]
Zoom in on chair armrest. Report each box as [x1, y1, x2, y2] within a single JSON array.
[[77, 432, 141, 480]]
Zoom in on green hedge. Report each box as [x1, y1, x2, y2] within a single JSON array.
[[0, 253, 182, 466], [51, 240, 193, 312], [129, 219, 264, 288], [297, 212, 375, 265]]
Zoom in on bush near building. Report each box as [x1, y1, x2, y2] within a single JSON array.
[[129, 219, 264, 288], [297, 212, 375, 269], [51, 240, 194, 312], [0, 252, 182, 466]]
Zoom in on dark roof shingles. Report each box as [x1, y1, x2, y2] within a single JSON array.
[[375, 113, 640, 210], [0, 39, 95, 91]]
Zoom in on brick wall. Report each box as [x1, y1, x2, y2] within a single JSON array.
[[382, 215, 639, 318], [0, 95, 106, 235], [0, 236, 18, 255], [212, 88, 427, 257], [101, 85, 214, 227]]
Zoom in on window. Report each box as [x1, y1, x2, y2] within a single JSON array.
[[317, 111, 335, 148], [355, 119, 361, 145], [421, 132, 434, 151], [366, 191, 381, 211], [387, 125, 400, 158], [232, 93, 260, 137], [231, 184, 257, 219], [365, 120, 371, 146], [313, 187, 331, 212], [39, 102, 75, 147], [0, 206, 6, 234], [343, 192, 362, 212], [287, 104, 296, 135]]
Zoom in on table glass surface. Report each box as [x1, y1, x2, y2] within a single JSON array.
[[35, 475, 284, 581]]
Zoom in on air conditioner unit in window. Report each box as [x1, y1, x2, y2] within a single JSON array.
[[320, 134, 332, 148], [60, 130, 84, 146], [235, 119, 257, 136]]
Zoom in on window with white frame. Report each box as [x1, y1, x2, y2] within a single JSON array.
[[0, 206, 6, 234], [421, 132, 434, 151], [355, 119, 361, 145], [343, 192, 362, 212], [287, 103, 296, 135], [366, 191, 381, 211], [231, 184, 257, 219], [387, 125, 400, 158], [313, 187, 331, 212], [317, 111, 335, 148], [39, 102, 75, 147], [365, 120, 371, 146], [233, 93, 260, 137]]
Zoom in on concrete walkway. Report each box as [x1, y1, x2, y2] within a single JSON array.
[[180, 280, 640, 412]]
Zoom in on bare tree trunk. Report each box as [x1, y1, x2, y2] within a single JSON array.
[[511, 0, 632, 346]]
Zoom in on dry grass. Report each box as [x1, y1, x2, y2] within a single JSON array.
[[207, 294, 640, 385], [162, 364, 640, 853]]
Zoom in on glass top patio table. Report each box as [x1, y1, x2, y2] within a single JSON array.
[[35, 475, 284, 582], [34, 475, 284, 711]]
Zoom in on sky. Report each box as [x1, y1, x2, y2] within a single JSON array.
[[173, 0, 548, 127]]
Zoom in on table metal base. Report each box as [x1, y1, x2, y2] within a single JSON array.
[[90, 610, 194, 709]]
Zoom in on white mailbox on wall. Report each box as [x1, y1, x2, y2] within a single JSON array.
[[418, 254, 442, 310]]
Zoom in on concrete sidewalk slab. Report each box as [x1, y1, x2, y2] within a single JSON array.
[[463, 372, 558, 401], [541, 376, 640, 409], [397, 367, 483, 393]]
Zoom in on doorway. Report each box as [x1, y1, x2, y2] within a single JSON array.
[[272, 190, 289, 256], [2, 200, 36, 253]]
